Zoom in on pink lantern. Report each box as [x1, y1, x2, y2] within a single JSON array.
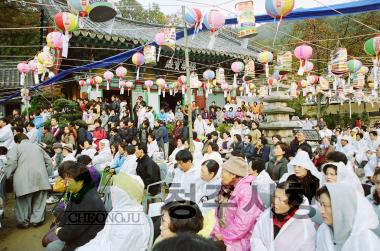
[[28, 59, 39, 85], [125, 81, 134, 95], [132, 52, 145, 80], [94, 76, 102, 91], [267, 77, 277, 87], [221, 82, 229, 97], [294, 44, 313, 75], [17, 62, 30, 86], [46, 31, 64, 49], [156, 78, 166, 96], [144, 80, 154, 93], [119, 80, 126, 95], [203, 9, 225, 49], [231, 61, 244, 85], [79, 79, 86, 87], [103, 71, 114, 90], [155, 32, 165, 62], [178, 75, 186, 85], [115, 66, 127, 88]]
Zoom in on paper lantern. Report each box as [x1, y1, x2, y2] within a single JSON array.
[[244, 59, 255, 81], [221, 82, 229, 97], [125, 81, 134, 95], [162, 27, 176, 52], [155, 32, 165, 62], [298, 79, 307, 88], [347, 59, 362, 73], [203, 69, 215, 81], [257, 51, 273, 78], [103, 70, 113, 90], [304, 61, 314, 73], [307, 75, 319, 85], [277, 51, 292, 74], [144, 80, 154, 93], [28, 58, 39, 85], [267, 76, 277, 87], [203, 9, 225, 49], [67, 0, 90, 27], [17, 62, 30, 86], [231, 61, 245, 85], [132, 52, 145, 80], [86, 78, 95, 93], [143, 45, 156, 65], [46, 31, 64, 49], [364, 36, 380, 57], [54, 12, 78, 58], [235, 1, 257, 38], [115, 66, 127, 88], [156, 78, 166, 95], [265, 0, 295, 19], [94, 76, 102, 91], [119, 80, 126, 95], [79, 79, 86, 87], [359, 66, 369, 75], [215, 68, 226, 84], [330, 47, 348, 76], [88, 0, 116, 22], [294, 44, 313, 76], [184, 8, 202, 36]]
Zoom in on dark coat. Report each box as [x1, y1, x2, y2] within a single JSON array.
[[154, 126, 164, 151], [266, 157, 289, 181], [58, 186, 106, 251], [241, 143, 255, 159], [231, 141, 244, 153], [136, 155, 161, 196], [125, 127, 137, 144]]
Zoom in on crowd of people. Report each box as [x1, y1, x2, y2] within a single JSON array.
[[0, 94, 379, 251]]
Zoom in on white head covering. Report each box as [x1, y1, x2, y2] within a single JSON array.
[[287, 150, 322, 180], [341, 135, 351, 143], [325, 183, 379, 249], [321, 162, 364, 195]]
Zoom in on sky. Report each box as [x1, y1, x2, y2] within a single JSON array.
[[134, 0, 359, 16]]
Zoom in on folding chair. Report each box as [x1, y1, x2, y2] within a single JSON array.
[[143, 181, 166, 214]]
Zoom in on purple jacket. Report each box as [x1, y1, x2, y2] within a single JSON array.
[[211, 175, 263, 251]]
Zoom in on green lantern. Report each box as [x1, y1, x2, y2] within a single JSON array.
[[364, 36, 380, 56]]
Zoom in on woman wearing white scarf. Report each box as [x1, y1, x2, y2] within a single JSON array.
[[316, 183, 380, 251], [77, 173, 151, 251], [92, 139, 113, 172], [280, 150, 321, 204]]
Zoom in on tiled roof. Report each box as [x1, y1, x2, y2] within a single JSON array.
[[0, 67, 33, 99], [41, 0, 259, 59]]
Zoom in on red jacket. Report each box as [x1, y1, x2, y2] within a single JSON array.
[[92, 127, 107, 150]]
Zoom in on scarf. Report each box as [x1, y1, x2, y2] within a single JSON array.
[[216, 184, 235, 228]]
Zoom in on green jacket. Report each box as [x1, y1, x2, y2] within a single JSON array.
[[266, 157, 289, 181], [41, 132, 56, 146]]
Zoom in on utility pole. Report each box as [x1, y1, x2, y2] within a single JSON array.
[[182, 5, 194, 152]]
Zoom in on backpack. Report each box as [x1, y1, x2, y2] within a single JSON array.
[[85, 131, 93, 142]]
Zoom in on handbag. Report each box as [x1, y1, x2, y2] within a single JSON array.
[[42, 224, 59, 247]]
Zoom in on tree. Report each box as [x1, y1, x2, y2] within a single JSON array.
[[116, 0, 168, 24], [0, 0, 40, 59]]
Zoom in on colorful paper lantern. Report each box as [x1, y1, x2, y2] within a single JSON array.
[[155, 32, 165, 62], [103, 70, 113, 90], [265, 0, 295, 19], [88, 0, 117, 22], [184, 8, 202, 36], [203, 69, 215, 81], [215, 68, 226, 84], [277, 51, 292, 74], [257, 51, 273, 78], [132, 52, 145, 80], [125, 81, 134, 95], [298, 79, 307, 88], [156, 78, 166, 95], [231, 61, 245, 85], [144, 80, 154, 93], [67, 0, 90, 27], [330, 47, 348, 76], [143, 45, 156, 65], [94, 76, 102, 91], [203, 9, 225, 49], [304, 61, 314, 73], [17, 62, 30, 86], [267, 76, 277, 87], [364, 36, 380, 57], [54, 12, 78, 58], [115, 66, 127, 88], [162, 27, 176, 52], [244, 59, 256, 81], [28, 58, 39, 85], [294, 44, 313, 75], [79, 79, 86, 87], [46, 31, 64, 49], [359, 66, 369, 75], [307, 75, 319, 85], [235, 1, 257, 38], [347, 59, 362, 73]]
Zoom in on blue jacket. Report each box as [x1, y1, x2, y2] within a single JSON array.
[[158, 112, 168, 122], [162, 126, 169, 143], [111, 153, 126, 173], [33, 115, 44, 143]]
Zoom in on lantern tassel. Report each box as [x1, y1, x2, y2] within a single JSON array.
[[20, 73, 25, 86], [374, 57, 379, 89], [34, 71, 39, 85], [170, 89, 173, 96], [233, 74, 237, 86], [207, 31, 217, 50], [119, 79, 121, 88], [265, 63, 269, 78], [272, 16, 283, 47], [157, 46, 161, 62], [87, 86, 92, 94], [163, 90, 166, 98], [106, 80, 110, 90], [120, 87, 124, 95], [136, 66, 140, 80], [348, 73, 351, 86], [224, 90, 227, 98], [96, 84, 99, 92], [62, 31, 70, 58], [147, 87, 150, 93], [158, 87, 161, 95], [297, 59, 305, 76]]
